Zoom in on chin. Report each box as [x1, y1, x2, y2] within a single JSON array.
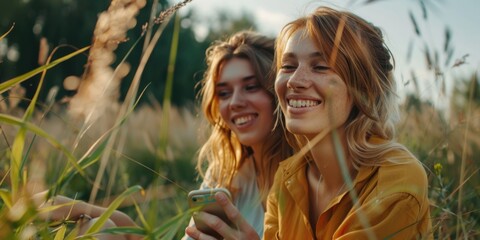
[[286, 123, 325, 137], [286, 125, 309, 135], [237, 136, 257, 147]]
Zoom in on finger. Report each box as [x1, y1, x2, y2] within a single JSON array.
[[196, 211, 236, 239], [214, 192, 247, 229], [215, 192, 260, 239], [185, 226, 200, 239], [185, 225, 217, 240]]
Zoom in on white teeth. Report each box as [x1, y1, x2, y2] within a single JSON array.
[[234, 115, 255, 125], [288, 99, 320, 108]]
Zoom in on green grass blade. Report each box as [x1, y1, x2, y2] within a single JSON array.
[[63, 227, 79, 240], [0, 114, 85, 179], [132, 200, 150, 233], [158, 13, 181, 158], [0, 189, 12, 208], [10, 127, 27, 196], [0, 46, 90, 95], [51, 139, 109, 196], [152, 209, 192, 240], [53, 85, 149, 192], [0, 23, 14, 40], [53, 224, 67, 240], [99, 226, 146, 236], [84, 185, 142, 235], [10, 43, 55, 197]]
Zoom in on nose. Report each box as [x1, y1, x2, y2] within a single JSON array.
[[287, 66, 311, 90], [229, 89, 247, 110]]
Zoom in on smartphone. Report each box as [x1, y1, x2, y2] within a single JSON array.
[[188, 188, 235, 238]]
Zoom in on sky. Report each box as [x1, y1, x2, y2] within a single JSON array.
[[181, 0, 480, 108]]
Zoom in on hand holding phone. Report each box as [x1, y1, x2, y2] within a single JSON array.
[[188, 188, 234, 238]]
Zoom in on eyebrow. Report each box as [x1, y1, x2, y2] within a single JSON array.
[[216, 75, 256, 87], [281, 52, 324, 60]]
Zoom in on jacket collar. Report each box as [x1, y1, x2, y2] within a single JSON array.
[[279, 136, 388, 189]]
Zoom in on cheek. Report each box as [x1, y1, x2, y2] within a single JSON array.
[[263, 101, 276, 124], [217, 101, 230, 123], [274, 76, 287, 105], [257, 93, 275, 115], [333, 91, 353, 120]]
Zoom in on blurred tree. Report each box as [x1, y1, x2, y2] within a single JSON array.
[[0, 0, 258, 108], [202, 10, 258, 42], [117, 6, 258, 106], [0, 0, 111, 106], [116, 4, 208, 107]]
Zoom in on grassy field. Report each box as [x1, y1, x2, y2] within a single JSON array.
[[1, 73, 478, 239], [0, 0, 479, 239]]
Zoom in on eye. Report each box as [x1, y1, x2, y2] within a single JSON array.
[[216, 89, 231, 99], [313, 65, 330, 72], [280, 64, 297, 73], [281, 65, 296, 70], [245, 84, 261, 91]]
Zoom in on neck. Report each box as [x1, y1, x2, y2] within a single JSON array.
[[307, 130, 355, 192], [250, 144, 263, 174]]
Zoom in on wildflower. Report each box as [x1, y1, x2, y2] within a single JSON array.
[[434, 163, 443, 176]]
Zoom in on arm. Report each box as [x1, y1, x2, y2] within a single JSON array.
[[33, 191, 141, 240]]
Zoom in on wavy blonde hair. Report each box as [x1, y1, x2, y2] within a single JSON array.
[[197, 31, 293, 200], [275, 7, 409, 167]]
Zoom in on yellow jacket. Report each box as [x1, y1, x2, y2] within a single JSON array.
[[264, 146, 432, 240]]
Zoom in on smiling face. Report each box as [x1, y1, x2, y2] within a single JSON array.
[[217, 58, 275, 148], [275, 29, 353, 140]]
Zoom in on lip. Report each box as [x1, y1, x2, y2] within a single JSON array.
[[231, 113, 258, 129], [285, 94, 324, 115], [285, 94, 323, 109]]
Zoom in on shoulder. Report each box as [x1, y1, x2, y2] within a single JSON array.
[[270, 154, 307, 195], [278, 155, 307, 178], [376, 149, 429, 202]]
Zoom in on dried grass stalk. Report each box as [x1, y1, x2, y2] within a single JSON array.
[[69, 0, 146, 123]]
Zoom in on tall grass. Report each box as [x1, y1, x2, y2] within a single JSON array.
[[0, 0, 199, 239], [0, 88, 201, 239], [396, 1, 480, 237], [0, 0, 479, 239]]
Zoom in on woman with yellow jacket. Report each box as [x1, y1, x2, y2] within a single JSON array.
[[265, 6, 432, 239]]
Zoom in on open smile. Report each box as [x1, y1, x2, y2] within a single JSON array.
[[232, 114, 258, 126], [288, 99, 321, 108]]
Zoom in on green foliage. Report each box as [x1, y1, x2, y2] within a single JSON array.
[[83, 185, 143, 235], [0, 0, 262, 108], [0, 0, 478, 239], [0, 0, 110, 105], [0, 1, 202, 239], [0, 46, 90, 95], [202, 10, 258, 42]]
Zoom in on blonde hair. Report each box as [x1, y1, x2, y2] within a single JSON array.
[[275, 7, 408, 167], [197, 31, 293, 200]]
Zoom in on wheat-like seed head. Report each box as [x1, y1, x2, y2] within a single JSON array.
[[68, 0, 145, 123]]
